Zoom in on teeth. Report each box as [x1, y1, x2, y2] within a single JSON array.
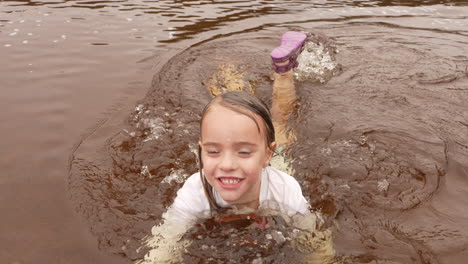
[[220, 178, 240, 185]]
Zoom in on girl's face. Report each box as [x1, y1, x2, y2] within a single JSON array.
[[200, 104, 275, 209]]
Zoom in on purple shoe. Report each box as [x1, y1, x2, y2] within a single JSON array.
[[270, 31, 307, 73]]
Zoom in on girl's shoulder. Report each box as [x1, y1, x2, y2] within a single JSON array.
[[171, 172, 210, 213], [262, 166, 309, 214], [184, 171, 202, 187], [265, 166, 301, 188]]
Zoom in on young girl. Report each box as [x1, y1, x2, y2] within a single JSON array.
[[140, 31, 317, 263], [170, 91, 309, 220], [168, 31, 309, 222], [170, 31, 308, 219]]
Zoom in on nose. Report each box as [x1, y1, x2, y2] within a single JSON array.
[[219, 152, 237, 171]]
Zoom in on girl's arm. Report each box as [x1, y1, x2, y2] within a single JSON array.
[[138, 172, 209, 263]]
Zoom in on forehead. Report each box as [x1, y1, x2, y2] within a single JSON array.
[[201, 104, 265, 143]]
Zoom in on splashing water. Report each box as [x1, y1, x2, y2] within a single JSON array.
[[139, 206, 336, 264], [294, 32, 341, 83]]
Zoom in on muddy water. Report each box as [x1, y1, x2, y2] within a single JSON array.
[[1, 0, 468, 264]]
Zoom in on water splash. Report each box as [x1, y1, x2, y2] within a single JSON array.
[[294, 32, 341, 83]]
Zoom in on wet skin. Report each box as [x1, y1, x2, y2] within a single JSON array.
[[200, 104, 276, 210]]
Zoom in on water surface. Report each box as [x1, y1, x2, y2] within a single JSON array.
[[1, 0, 467, 263]]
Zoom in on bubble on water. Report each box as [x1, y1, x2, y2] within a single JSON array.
[[161, 169, 188, 184], [4, 44, 12, 47], [140, 165, 154, 179], [134, 104, 145, 120], [358, 135, 368, 146], [53, 40, 58, 43], [35, 20, 41, 23], [137, 117, 167, 142], [252, 257, 263, 264], [270, 230, 286, 243], [321, 147, 332, 156], [14, 28, 19, 32], [377, 179, 390, 192], [9, 32, 17, 36], [43, 13, 49, 16], [61, 35, 66, 39], [339, 184, 351, 189], [135, 104, 145, 112], [123, 129, 136, 137], [93, 30, 99, 34], [168, 32, 175, 39], [22, 40, 28, 44], [126, 18, 133, 22], [27, 33, 33, 36]]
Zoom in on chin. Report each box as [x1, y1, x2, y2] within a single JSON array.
[[220, 194, 241, 204]]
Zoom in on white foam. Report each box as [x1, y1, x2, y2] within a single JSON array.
[[378, 179, 390, 192], [140, 165, 154, 179], [294, 40, 339, 83], [161, 169, 188, 184], [139, 117, 166, 142]]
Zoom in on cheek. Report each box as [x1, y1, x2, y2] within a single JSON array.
[[201, 162, 216, 186], [244, 157, 266, 174], [201, 155, 215, 175]]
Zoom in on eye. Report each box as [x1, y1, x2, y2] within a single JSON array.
[[239, 151, 251, 155], [206, 150, 220, 155]]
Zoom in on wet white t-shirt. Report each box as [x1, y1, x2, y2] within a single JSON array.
[[141, 167, 311, 263], [167, 166, 309, 223]]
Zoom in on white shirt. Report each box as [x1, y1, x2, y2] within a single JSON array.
[[167, 166, 309, 223], [140, 167, 311, 263]]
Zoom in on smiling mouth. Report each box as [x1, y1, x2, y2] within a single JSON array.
[[217, 177, 243, 188], [220, 178, 241, 185]]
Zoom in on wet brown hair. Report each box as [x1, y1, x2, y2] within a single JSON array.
[[198, 91, 276, 211]]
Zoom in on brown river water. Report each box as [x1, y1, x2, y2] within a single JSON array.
[[1, 1, 468, 263]]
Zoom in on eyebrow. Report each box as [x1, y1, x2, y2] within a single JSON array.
[[202, 141, 258, 147]]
